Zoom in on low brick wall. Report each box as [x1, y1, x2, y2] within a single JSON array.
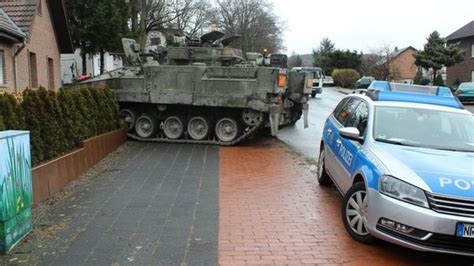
[[32, 127, 127, 204]]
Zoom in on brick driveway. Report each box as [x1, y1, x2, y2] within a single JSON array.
[[219, 139, 473, 265], [2, 139, 473, 265]]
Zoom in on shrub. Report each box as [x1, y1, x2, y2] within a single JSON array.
[[2, 87, 121, 166], [434, 74, 444, 86], [0, 94, 22, 130], [451, 78, 461, 89], [58, 89, 85, 148], [104, 88, 120, 129], [413, 69, 423, 85], [0, 115, 5, 131], [21, 89, 45, 165], [419, 78, 431, 85], [332, 69, 361, 88], [37, 88, 65, 160], [81, 89, 99, 138], [89, 88, 111, 134]]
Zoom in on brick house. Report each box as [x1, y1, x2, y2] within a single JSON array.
[[0, 0, 73, 92], [389, 46, 417, 83], [446, 21, 474, 86]]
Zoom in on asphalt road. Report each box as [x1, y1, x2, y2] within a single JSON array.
[[277, 87, 474, 161], [464, 103, 474, 113], [277, 87, 346, 160]]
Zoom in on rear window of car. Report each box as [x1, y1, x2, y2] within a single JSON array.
[[460, 83, 474, 89]]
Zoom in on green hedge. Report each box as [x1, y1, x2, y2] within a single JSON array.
[[332, 68, 361, 89], [0, 87, 120, 166], [0, 115, 4, 131]]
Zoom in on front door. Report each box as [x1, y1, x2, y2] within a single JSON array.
[[333, 101, 369, 192], [325, 98, 361, 191]]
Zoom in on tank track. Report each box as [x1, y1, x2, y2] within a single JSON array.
[[127, 119, 265, 146]]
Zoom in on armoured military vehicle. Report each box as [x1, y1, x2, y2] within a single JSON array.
[[80, 31, 312, 145]]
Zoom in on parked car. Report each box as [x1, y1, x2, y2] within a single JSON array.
[[355, 76, 375, 89], [300, 67, 323, 97], [323, 75, 334, 87], [318, 81, 473, 257], [455, 82, 474, 102]]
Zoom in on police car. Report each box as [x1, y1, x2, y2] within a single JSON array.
[[317, 81, 474, 256]]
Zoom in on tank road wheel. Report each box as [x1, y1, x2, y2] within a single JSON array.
[[242, 109, 264, 126], [187, 116, 210, 140], [215, 118, 240, 143], [163, 116, 185, 140], [119, 109, 137, 132], [135, 114, 156, 138]]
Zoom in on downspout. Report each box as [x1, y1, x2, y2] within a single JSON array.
[[13, 42, 26, 92]]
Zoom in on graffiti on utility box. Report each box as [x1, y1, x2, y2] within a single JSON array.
[[0, 131, 33, 253]]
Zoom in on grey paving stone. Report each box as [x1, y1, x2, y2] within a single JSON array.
[[5, 142, 219, 266]]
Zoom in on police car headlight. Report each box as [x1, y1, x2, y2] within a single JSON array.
[[380, 175, 429, 208]]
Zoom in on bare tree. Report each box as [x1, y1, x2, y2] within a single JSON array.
[[170, 0, 213, 36], [213, 0, 284, 53], [129, 0, 283, 53], [364, 45, 400, 81], [130, 0, 214, 47]]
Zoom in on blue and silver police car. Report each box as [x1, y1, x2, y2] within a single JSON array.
[[318, 81, 474, 256]]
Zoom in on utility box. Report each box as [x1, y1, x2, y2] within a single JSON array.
[[0, 131, 33, 253]]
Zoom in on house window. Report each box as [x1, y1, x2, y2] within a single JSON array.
[[472, 44, 474, 58], [47, 58, 54, 89], [0, 51, 4, 85], [29, 52, 38, 88], [471, 70, 474, 82]]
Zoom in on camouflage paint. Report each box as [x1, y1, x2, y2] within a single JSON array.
[[0, 131, 32, 253]]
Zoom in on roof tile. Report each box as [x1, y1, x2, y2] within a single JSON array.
[[0, 8, 25, 40], [446, 21, 474, 41], [0, 0, 38, 36]]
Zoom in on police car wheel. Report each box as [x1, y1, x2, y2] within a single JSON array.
[[311, 92, 316, 98], [342, 182, 376, 244], [317, 148, 333, 186]]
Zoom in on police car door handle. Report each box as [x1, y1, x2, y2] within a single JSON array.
[[327, 129, 333, 134], [336, 139, 342, 145]]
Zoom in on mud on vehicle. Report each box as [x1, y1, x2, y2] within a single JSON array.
[[80, 31, 312, 145]]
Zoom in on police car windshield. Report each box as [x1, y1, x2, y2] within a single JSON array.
[[374, 107, 474, 152]]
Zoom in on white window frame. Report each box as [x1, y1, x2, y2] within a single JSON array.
[[472, 44, 474, 58]]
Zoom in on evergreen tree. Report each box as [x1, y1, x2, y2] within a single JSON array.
[[414, 31, 464, 82], [295, 55, 303, 67], [313, 38, 362, 75], [66, 0, 130, 74], [37, 88, 66, 160], [313, 38, 336, 73], [104, 88, 120, 129], [22, 90, 45, 165], [0, 115, 5, 131], [413, 68, 423, 84], [59, 89, 83, 148], [80, 88, 98, 138], [89, 88, 109, 133], [0, 94, 21, 130], [434, 74, 445, 86], [70, 89, 89, 143]]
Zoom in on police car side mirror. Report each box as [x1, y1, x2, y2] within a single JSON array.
[[340, 127, 364, 143]]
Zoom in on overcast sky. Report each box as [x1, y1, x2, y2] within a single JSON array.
[[271, 0, 474, 55]]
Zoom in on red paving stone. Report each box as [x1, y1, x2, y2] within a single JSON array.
[[219, 139, 472, 265]]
